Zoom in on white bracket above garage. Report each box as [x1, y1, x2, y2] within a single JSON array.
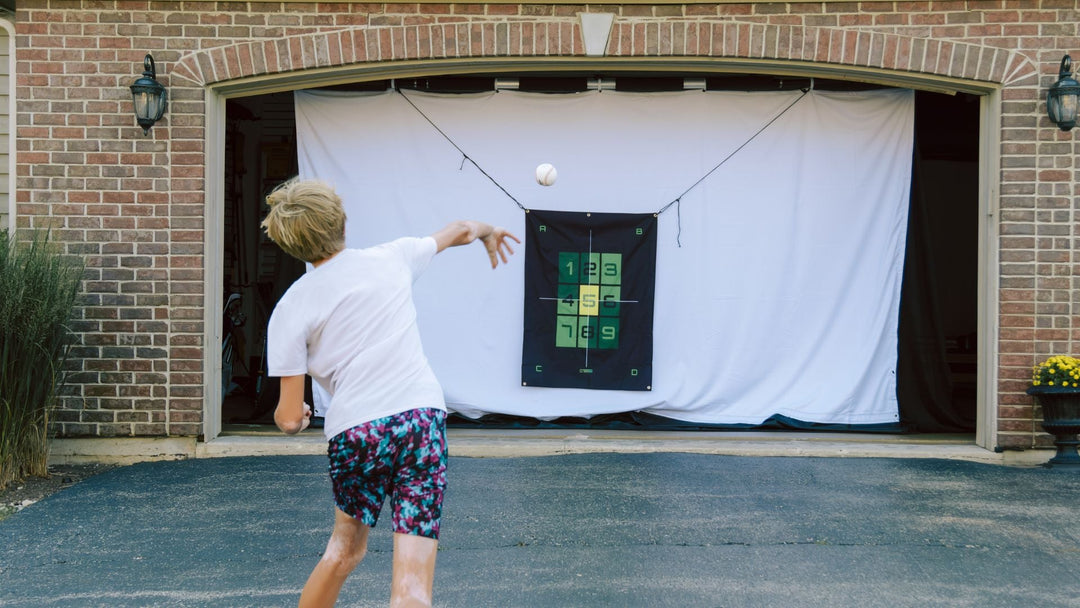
[[579, 13, 616, 57]]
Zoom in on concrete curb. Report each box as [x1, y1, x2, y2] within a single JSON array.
[[49, 437, 197, 465], [50, 429, 1053, 467]]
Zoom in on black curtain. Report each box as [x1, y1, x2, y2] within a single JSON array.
[[895, 128, 977, 433]]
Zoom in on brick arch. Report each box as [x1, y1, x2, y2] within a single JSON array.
[[172, 20, 1037, 90]]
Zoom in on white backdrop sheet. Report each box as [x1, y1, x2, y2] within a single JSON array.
[[295, 87, 914, 425]]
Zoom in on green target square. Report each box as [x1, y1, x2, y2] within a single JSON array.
[[577, 316, 598, 349], [555, 315, 577, 348], [600, 253, 622, 285], [599, 286, 620, 317], [557, 284, 578, 315], [558, 252, 580, 283], [583, 252, 601, 285], [597, 317, 619, 349]]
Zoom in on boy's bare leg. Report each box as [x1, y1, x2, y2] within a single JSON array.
[[299, 507, 370, 608], [389, 532, 439, 608]]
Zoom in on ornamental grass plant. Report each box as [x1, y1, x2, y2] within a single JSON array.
[[1030, 355, 1080, 391], [0, 229, 83, 491]]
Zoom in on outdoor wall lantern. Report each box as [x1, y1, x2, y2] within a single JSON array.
[[129, 54, 167, 135], [1047, 54, 1080, 132]]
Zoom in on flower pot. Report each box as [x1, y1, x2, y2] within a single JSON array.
[[1026, 388, 1080, 468]]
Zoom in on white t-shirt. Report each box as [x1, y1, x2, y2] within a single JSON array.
[[267, 236, 445, 440]]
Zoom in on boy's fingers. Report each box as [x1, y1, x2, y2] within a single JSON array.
[[480, 229, 518, 268]]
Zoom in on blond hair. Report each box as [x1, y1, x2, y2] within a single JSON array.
[[260, 178, 347, 263]]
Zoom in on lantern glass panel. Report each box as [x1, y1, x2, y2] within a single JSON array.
[[131, 87, 166, 122], [133, 91, 152, 119], [1056, 94, 1077, 124]]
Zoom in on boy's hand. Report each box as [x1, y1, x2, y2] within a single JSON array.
[[299, 402, 312, 432], [432, 221, 520, 268], [481, 227, 520, 268]]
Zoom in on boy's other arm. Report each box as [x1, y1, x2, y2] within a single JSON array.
[[274, 374, 311, 434], [431, 221, 521, 268]]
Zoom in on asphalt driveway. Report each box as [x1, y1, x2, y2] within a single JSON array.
[[2, 453, 1079, 607]]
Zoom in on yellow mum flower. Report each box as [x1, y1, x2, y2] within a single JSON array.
[[1032, 356, 1080, 389]]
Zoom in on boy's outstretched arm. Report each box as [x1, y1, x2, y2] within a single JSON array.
[[431, 221, 521, 268]]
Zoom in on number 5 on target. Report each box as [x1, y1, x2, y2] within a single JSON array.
[[578, 285, 600, 316]]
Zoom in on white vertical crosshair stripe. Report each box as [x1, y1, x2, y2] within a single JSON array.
[[584, 228, 593, 368]]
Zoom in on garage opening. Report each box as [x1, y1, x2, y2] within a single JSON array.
[[220, 74, 978, 435]]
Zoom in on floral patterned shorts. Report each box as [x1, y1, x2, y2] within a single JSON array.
[[327, 408, 447, 540]]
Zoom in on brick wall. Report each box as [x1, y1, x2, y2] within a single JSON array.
[[13, 1, 1080, 448], [0, 25, 10, 234]]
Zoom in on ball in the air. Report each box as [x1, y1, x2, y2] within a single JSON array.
[[535, 163, 558, 186]]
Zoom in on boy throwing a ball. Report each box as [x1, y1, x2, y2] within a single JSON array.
[[261, 178, 518, 607]]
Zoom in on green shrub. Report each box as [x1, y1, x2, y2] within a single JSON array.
[[0, 229, 83, 491]]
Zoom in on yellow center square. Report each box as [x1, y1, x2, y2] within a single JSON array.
[[578, 284, 600, 316]]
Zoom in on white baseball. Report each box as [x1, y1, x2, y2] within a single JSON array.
[[535, 163, 558, 186]]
